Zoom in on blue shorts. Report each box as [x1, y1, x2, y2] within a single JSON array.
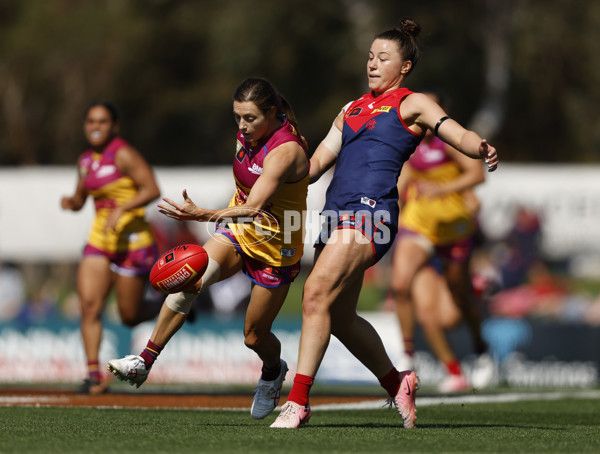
[[314, 212, 397, 264]]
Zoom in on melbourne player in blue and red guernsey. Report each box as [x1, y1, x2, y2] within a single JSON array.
[[107, 78, 309, 421], [271, 18, 498, 429]]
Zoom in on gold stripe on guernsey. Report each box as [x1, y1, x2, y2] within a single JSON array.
[[401, 161, 476, 245], [87, 175, 155, 253], [228, 173, 309, 267]]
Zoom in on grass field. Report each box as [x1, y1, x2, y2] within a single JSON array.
[[2, 390, 599, 453]]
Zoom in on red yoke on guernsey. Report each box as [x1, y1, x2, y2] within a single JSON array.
[[226, 118, 309, 267]]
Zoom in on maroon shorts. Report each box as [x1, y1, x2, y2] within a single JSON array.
[[435, 237, 474, 263], [83, 243, 159, 277], [215, 226, 301, 288]]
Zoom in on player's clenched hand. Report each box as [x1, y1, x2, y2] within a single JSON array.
[[158, 189, 202, 221]]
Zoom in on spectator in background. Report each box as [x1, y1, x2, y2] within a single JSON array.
[[61, 102, 163, 394], [0, 260, 26, 322], [493, 206, 542, 289]]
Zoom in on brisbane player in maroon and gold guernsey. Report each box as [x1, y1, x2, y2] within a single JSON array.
[[107, 78, 309, 421], [61, 102, 162, 394]]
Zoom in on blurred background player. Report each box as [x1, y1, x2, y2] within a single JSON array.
[[272, 19, 498, 429], [107, 78, 309, 421], [61, 102, 162, 394], [390, 90, 495, 392]]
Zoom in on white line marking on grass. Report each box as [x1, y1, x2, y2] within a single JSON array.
[[310, 389, 600, 411], [0, 396, 70, 405], [3, 389, 600, 411]]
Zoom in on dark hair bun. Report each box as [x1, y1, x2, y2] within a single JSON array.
[[398, 17, 421, 37]]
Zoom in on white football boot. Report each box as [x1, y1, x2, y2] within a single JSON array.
[[107, 355, 149, 388]]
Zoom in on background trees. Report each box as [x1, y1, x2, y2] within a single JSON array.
[[1, 0, 598, 166]]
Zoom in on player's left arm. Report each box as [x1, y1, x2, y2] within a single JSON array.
[[405, 93, 498, 172]]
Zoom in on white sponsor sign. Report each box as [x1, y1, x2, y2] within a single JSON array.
[[475, 164, 600, 259], [0, 166, 331, 264], [2, 164, 600, 263]]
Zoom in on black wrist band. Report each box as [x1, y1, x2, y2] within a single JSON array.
[[434, 116, 450, 136]]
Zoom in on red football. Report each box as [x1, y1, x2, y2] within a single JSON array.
[[150, 244, 209, 294]]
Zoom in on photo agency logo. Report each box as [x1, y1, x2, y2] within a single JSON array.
[[206, 207, 304, 246], [204, 209, 392, 247]]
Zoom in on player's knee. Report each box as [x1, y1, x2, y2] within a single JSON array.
[[390, 279, 411, 301], [301, 282, 327, 317], [79, 298, 103, 320], [243, 329, 263, 351]]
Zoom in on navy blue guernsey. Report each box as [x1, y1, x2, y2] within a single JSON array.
[[322, 88, 423, 226]]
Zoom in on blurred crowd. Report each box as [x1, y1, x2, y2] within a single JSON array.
[[3, 205, 600, 328], [475, 206, 600, 326]]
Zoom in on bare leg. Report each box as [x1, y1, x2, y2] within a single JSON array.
[[445, 260, 487, 354], [149, 303, 189, 346], [149, 236, 242, 347], [390, 236, 430, 360], [78, 256, 112, 368], [244, 283, 289, 368], [330, 275, 395, 377], [413, 268, 458, 364], [297, 229, 389, 378], [114, 274, 160, 327]]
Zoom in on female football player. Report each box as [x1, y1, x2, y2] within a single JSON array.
[[61, 102, 162, 394], [271, 18, 498, 429], [108, 78, 309, 421]]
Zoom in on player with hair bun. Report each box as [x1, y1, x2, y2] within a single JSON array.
[[61, 102, 162, 394], [108, 77, 310, 421], [271, 18, 498, 429]]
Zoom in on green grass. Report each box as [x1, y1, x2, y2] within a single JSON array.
[[2, 397, 599, 453]]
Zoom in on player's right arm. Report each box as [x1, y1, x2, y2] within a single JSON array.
[[309, 111, 344, 184], [159, 141, 306, 223], [61, 160, 88, 211]]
